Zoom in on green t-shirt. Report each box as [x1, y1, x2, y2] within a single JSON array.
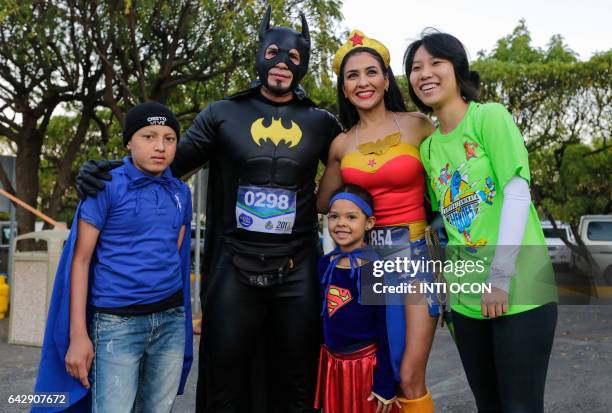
[[421, 102, 557, 319]]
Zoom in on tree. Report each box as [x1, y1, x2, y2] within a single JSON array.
[[531, 141, 611, 220], [0, 1, 84, 235], [39, 109, 123, 224], [0, 0, 344, 230], [473, 20, 611, 230]]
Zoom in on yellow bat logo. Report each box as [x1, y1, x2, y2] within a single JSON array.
[[250, 117, 302, 148]]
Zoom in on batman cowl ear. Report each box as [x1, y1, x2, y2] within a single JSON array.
[[259, 5, 272, 39], [300, 13, 310, 43]]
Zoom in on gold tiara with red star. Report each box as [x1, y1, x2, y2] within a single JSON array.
[[332, 30, 390, 75]]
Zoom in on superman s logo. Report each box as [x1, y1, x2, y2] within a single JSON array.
[[326, 285, 352, 317], [250, 117, 302, 148]]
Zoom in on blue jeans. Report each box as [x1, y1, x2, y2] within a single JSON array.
[[90, 307, 185, 413]]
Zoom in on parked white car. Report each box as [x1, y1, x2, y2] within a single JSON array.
[[541, 221, 575, 268], [573, 215, 612, 283]]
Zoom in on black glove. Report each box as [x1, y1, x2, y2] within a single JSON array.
[[75, 159, 123, 199]]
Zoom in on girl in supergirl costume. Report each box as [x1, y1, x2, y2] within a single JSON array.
[[405, 31, 558, 413], [315, 184, 400, 413], [317, 30, 438, 413]]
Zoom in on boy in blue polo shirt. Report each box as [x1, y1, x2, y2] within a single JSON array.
[[33, 102, 193, 413]]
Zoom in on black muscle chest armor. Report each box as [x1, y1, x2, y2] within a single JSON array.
[[172, 87, 342, 246]]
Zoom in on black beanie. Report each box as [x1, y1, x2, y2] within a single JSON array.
[[122, 101, 180, 147]]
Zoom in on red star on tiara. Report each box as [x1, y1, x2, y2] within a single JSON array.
[[349, 33, 364, 46]]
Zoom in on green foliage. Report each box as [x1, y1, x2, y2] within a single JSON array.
[[487, 19, 544, 64], [533, 142, 612, 227], [474, 20, 611, 226], [3, 9, 609, 229], [38, 109, 125, 223], [545, 34, 578, 63], [0, 0, 344, 223]]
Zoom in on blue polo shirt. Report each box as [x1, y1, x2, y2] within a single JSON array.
[[80, 157, 192, 308]]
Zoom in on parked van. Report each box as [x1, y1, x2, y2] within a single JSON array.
[[574, 215, 612, 283], [541, 221, 576, 268]]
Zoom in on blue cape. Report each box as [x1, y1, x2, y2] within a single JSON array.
[[32, 203, 193, 412], [319, 245, 406, 382]]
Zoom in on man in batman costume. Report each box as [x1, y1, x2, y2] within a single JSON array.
[[77, 6, 342, 413]]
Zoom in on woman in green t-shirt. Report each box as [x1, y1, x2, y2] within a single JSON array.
[[403, 31, 558, 413]]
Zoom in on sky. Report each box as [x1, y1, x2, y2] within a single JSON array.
[[340, 0, 611, 72]]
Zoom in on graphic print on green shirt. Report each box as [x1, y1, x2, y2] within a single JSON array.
[[437, 160, 496, 250], [421, 102, 558, 319]]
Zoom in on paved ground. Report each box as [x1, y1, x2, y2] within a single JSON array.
[[1, 270, 611, 412]]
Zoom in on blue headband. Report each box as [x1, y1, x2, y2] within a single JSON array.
[[328, 192, 373, 217]]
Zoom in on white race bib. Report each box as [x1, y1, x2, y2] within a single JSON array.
[[369, 226, 410, 247], [236, 186, 296, 234]]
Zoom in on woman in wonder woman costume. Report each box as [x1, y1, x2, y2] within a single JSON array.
[[317, 30, 438, 413]]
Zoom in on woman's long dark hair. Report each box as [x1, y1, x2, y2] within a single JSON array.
[[336, 48, 407, 130], [404, 30, 480, 113]]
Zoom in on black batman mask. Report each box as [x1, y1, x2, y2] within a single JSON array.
[[255, 6, 310, 94]]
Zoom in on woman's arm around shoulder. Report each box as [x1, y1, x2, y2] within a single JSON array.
[[316, 132, 348, 213]]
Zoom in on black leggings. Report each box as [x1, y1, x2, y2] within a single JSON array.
[[196, 245, 322, 413], [452, 303, 558, 413]]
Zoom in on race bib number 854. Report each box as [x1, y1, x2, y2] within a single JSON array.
[[236, 186, 296, 234]]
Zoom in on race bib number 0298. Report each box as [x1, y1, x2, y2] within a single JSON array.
[[236, 186, 296, 234]]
